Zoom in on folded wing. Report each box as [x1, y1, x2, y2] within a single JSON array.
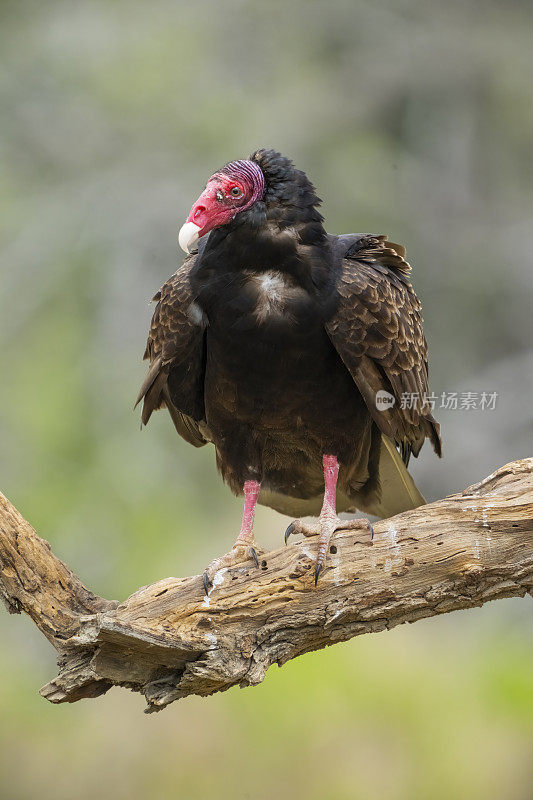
[[326, 234, 442, 465], [135, 256, 208, 448]]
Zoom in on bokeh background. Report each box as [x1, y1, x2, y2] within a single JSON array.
[[1, 1, 532, 798]]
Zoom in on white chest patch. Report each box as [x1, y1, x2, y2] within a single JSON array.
[[188, 301, 207, 327], [254, 271, 288, 320]]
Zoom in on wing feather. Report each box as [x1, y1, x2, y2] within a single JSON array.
[[326, 235, 442, 462], [136, 255, 208, 448]]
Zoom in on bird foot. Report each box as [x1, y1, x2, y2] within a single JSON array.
[[284, 516, 373, 585], [202, 543, 262, 594]]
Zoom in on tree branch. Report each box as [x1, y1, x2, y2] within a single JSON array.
[[1, 459, 532, 711]]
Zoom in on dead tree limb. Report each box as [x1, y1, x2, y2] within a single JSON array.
[[1, 459, 532, 712]]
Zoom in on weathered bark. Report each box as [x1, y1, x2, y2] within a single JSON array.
[[1, 459, 532, 712]]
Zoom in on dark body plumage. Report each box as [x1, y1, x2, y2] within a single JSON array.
[[138, 150, 441, 520]]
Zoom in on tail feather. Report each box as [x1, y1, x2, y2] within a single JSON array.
[[355, 435, 426, 518]]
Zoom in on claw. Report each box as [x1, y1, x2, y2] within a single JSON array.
[[369, 522, 374, 540], [284, 522, 296, 545], [202, 572, 211, 595], [250, 546, 259, 567], [314, 562, 323, 586]]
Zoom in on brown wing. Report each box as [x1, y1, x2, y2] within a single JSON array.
[[326, 235, 441, 462], [135, 255, 208, 448]]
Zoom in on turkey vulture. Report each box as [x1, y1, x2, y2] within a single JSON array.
[[136, 149, 441, 587]]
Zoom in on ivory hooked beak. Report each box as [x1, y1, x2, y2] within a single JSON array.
[[178, 221, 201, 254]]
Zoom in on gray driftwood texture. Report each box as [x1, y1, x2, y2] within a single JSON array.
[[1, 459, 532, 712]]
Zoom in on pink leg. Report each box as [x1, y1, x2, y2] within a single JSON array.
[[322, 454, 339, 510], [235, 480, 261, 547], [203, 480, 262, 593], [284, 454, 372, 585], [316, 455, 340, 569]]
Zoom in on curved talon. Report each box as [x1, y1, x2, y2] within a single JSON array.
[[202, 572, 211, 595], [369, 522, 374, 540], [314, 562, 323, 586], [250, 546, 259, 567], [284, 522, 296, 545]]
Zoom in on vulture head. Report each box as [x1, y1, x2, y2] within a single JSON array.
[[178, 149, 323, 254]]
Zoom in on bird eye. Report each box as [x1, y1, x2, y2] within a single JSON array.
[[229, 186, 242, 197]]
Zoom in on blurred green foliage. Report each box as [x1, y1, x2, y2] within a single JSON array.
[[0, 1, 532, 799]]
